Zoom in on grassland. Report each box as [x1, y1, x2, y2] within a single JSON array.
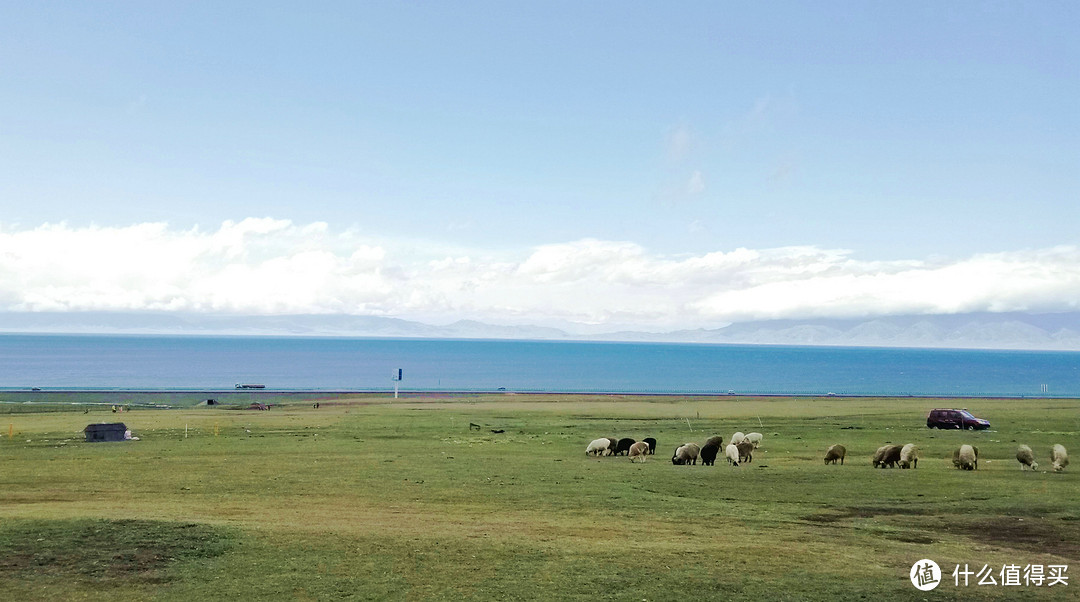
[[1, 394, 1078, 600]]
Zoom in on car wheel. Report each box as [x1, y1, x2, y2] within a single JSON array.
[[966, 425, 975, 430]]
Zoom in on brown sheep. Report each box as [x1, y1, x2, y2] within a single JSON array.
[[736, 441, 754, 463], [873, 444, 902, 468], [824, 444, 846, 465], [628, 441, 650, 463], [672, 442, 700, 465]]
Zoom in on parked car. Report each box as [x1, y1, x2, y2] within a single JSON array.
[[926, 408, 990, 430]]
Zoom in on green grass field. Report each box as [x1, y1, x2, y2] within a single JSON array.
[[1, 394, 1077, 600]]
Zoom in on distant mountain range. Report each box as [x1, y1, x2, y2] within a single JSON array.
[[0, 311, 1077, 351]]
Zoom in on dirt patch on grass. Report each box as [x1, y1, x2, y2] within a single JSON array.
[[0, 519, 232, 584], [948, 516, 1080, 561], [884, 533, 937, 544], [802, 505, 930, 523], [802, 508, 1080, 560]]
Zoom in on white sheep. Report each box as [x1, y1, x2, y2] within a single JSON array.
[[729, 432, 746, 446], [724, 443, 740, 466], [628, 441, 650, 463], [1016, 445, 1038, 471], [586, 438, 610, 456], [898, 443, 919, 469], [1051, 444, 1069, 472], [744, 432, 763, 448], [954, 444, 978, 470]]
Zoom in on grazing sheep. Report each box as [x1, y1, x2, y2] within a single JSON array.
[[1051, 444, 1069, 472], [872, 445, 887, 466], [954, 444, 978, 470], [699, 441, 720, 466], [586, 438, 611, 456], [704, 435, 725, 449], [725, 443, 741, 466], [824, 444, 846, 465], [643, 437, 657, 455], [614, 437, 636, 456], [1016, 445, 1038, 471], [744, 432, 763, 448], [873, 444, 902, 468], [605, 437, 618, 456], [736, 441, 754, 464], [899, 443, 919, 469], [628, 441, 650, 463], [672, 442, 700, 465], [730, 432, 746, 446]]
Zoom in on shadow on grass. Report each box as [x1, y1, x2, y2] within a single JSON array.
[[0, 518, 233, 584]]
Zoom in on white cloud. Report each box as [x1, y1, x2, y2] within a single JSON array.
[[664, 123, 694, 162], [1, 220, 1078, 329], [686, 171, 705, 195]]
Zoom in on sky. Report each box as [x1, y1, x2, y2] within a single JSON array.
[[1, 2, 1078, 331]]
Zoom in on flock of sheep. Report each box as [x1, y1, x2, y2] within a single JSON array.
[[585, 431, 763, 466], [586, 433, 1070, 473], [866, 442, 1069, 472]]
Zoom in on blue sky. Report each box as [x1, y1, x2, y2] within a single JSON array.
[[1, 3, 1077, 330]]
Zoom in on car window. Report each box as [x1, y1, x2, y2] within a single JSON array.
[[960, 410, 975, 419]]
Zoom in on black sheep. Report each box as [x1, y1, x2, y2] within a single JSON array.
[[643, 437, 657, 455], [614, 438, 636, 456], [699, 442, 720, 466]]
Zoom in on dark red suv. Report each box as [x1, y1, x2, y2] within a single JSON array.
[[926, 408, 990, 430]]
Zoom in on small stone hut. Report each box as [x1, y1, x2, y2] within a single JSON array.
[[84, 422, 127, 442]]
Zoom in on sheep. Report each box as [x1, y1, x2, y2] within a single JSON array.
[[628, 441, 650, 463], [671, 442, 700, 465], [873, 444, 902, 468], [699, 441, 720, 466], [954, 444, 978, 470], [643, 437, 657, 455], [605, 437, 618, 456], [1016, 445, 1038, 471], [898, 443, 919, 469], [724, 443, 741, 466], [736, 441, 754, 464], [1051, 444, 1069, 472], [729, 432, 746, 446], [824, 444, 846, 465], [744, 432, 763, 448], [586, 438, 611, 456], [704, 435, 725, 449], [614, 437, 636, 456], [872, 445, 888, 466]]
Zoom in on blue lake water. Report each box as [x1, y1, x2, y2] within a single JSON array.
[[0, 334, 1078, 397]]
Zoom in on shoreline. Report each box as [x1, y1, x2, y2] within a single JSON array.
[[2, 389, 1077, 401]]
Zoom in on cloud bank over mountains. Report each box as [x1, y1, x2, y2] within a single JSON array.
[[2, 218, 1078, 332]]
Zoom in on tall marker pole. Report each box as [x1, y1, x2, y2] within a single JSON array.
[[392, 368, 403, 399]]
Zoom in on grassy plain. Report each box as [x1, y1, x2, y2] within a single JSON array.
[[1, 394, 1078, 600]]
